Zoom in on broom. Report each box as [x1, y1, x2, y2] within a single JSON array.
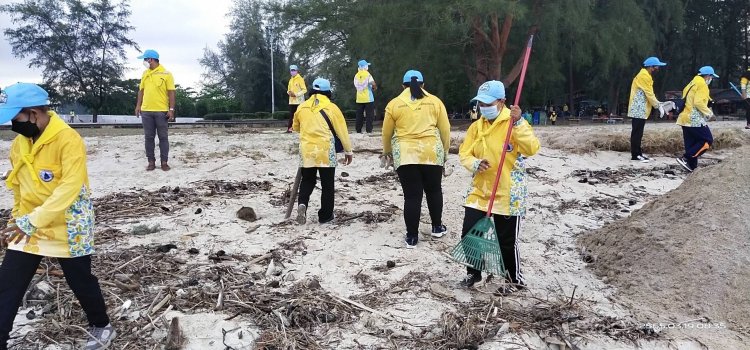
[[450, 35, 535, 276]]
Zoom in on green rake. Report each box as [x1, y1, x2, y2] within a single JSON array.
[[451, 35, 535, 277]]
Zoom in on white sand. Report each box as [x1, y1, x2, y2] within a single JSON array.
[[2, 120, 748, 349]]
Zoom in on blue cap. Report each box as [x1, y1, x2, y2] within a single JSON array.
[[402, 70, 423, 84], [471, 80, 506, 104], [643, 56, 667, 67], [0, 83, 50, 124], [289, 65, 299, 71], [312, 78, 331, 92], [137, 49, 159, 60], [358, 60, 370, 68], [698, 66, 719, 78]]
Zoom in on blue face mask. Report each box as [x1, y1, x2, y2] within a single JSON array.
[[480, 105, 500, 120]]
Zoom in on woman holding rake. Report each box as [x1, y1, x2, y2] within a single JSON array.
[[457, 80, 540, 294]]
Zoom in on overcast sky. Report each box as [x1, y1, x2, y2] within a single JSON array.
[[0, 0, 233, 89]]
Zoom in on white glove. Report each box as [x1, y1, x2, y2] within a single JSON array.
[[379, 154, 394, 170], [658, 101, 676, 119]]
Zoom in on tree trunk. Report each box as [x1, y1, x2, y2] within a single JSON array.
[[467, 0, 542, 89], [568, 44, 574, 116]]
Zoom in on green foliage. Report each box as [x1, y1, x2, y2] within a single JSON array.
[[343, 110, 356, 120], [256, 112, 271, 119], [1, 0, 138, 119], [272, 111, 288, 120]]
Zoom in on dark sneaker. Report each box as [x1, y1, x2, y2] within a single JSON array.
[[431, 224, 449, 238], [676, 157, 692, 173], [405, 236, 418, 248], [635, 155, 650, 163], [146, 161, 156, 171], [84, 323, 116, 350], [296, 204, 307, 224], [319, 213, 336, 224], [459, 274, 482, 288]]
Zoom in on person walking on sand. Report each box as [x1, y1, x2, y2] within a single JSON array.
[[353, 59, 377, 134], [287, 65, 307, 133], [0, 83, 116, 350], [740, 67, 750, 129], [293, 78, 353, 224], [627, 56, 666, 163], [549, 110, 558, 125], [381, 70, 451, 248], [457, 80, 540, 294], [135, 49, 175, 171], [676, 66, 718, 173]]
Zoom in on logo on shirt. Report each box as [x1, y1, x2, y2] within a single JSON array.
[[506, 144, 514, 152], [39, 170, 54, 182]]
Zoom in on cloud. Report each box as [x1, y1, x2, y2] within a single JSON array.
[[0, 0, 233, 89]]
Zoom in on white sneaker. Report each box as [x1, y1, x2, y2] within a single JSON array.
[[84, 324, 116, 350], [636, 155, 650, 163], [296, 204, 307, 224]]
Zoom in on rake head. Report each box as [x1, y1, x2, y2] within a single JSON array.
[[450, 217, 507, 277]]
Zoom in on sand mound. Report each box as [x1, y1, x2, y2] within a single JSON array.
[[544, 127, 750, 154], [580, 147, 750, 330]]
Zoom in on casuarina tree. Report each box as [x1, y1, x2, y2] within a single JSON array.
[[1, 0, 138, 122]]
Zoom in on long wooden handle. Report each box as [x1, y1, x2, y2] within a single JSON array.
[[485, 35, 534, 218], [284, 168, 302, 219]]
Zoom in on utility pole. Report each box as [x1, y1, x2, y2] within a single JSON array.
[[268, 25, 275, 114]]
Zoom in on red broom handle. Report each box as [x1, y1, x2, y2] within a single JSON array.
[[485, 35, 534, 218]]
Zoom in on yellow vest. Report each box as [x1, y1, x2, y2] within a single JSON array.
[[6, 112, 95, 258], [139, 65, 175, 112], [627, 68, 660, 119], [288, 75, 307, 105], [459, 107, 540, 216], [354, 70, 374, 103], [677, 76, 713, 127], [382, 89, 451, 168], [292, 95, 352, 167]]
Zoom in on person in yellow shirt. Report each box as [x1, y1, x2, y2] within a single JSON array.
[[740, 67, 750, 129], [549, 110, 558, 125], [353, 60, 377, 134], [287, 65, 308, 133], [0, 83, 115, 350], [675, 66, 717, 173], [457, 80, 540, 293], [382, 70, 451, 248], [627, 56, 666, 163], [135, 49, 176, 171], [292, 78, 353, 224]]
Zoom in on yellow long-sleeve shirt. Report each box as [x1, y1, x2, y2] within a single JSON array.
[[741, 69, 750, 97], [677, 76, 713, 127], [459, 107, 540, 216], [382, 89, 451, 168], [288, 75, 307, 105], [6, 111, 95, 258], [292, 94, 352, 167], [627, 68, 660, 119]]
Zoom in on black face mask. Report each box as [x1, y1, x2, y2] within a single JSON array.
[[11, 120, 41, 138]]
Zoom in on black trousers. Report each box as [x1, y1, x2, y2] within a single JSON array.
[[745, 99, 750, 125], [461, 207, 524, 285], [355, 102, 374, 133], [396, 165, 443, 238], [630, 118, 647, 159], [681, 126, 713, 170], [298, 167, 335, 222], [287, 104, 299, 129], [0, 250, 109, 349]]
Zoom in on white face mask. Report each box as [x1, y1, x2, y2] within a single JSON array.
[[143, 61, 150, 69], [290, 71, 298, 76], [706, 78, 712, 85], [480, 104, 500, 120]]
